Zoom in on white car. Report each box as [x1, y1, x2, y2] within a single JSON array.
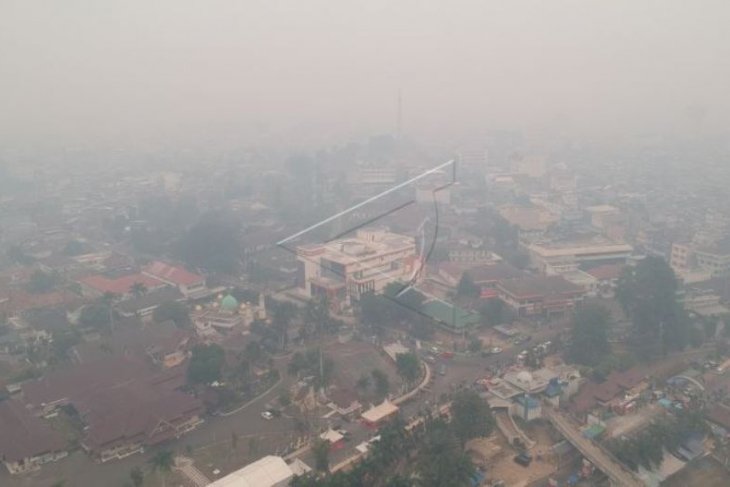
[[490, 347, 503, 354], [261, 411, 274, 420]]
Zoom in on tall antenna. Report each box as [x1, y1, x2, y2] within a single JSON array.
[[396, 88, 403, 138]]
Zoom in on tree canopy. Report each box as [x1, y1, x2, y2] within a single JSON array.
[[287, 348, 334, 389], [395, 353, 421, 387], [450, 389, 495, 445], [178, 212, 240, 273], [187, 344, 225, 385], [457, 273, 480, 298], [568, 303, 612, 366], [617, 256, 690, 357], [371, 368, 390, 400], [26, 270, 58, 294]]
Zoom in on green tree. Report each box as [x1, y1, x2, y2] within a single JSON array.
[[617, 256, 690, 358], [148, 450, 174, 487], [79, 303, 113, 332], [568, 304, 612, 366], [129, 466, 144, 487], [63, 239, 85, 256], [50, 327, 81, 364], [177, 212, 240, 273], [129, 281, 148, 298], [479, 298, 509, 326], [287, 348, 334, 389], [152, 301, 192, 328], [312, 439, 330, 473], [395, 353, 421, 387], [450, 389, 495, 445], [231, 431, 239, 450], [187, 344, 225, 384], [372, 368, 390, 400], [26, 270, 58, 294], [457, 272, 480, 298], [468, 337, 482, 353], [7, 245, 34, 265], [417, 419, 475, 487], [356, 373, 371, 392], [278, 391, 291, 408]]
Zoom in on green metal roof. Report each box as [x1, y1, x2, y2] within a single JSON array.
[[422, 300, 481, 330]]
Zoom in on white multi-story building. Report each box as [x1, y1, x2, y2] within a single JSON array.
[[522, 236, 633, 274], [296, 228, 419, 306]]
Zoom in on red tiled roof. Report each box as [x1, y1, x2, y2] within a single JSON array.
[[79, 380, 202, 451], [143, 261, 204, 286], [586, 264, 624, 281], [79, 273, 165, 295], [569, 367, 649, 415], [0, 399, 66, 462], [22, 357, 153, 408], [497, 276, 583, 299]]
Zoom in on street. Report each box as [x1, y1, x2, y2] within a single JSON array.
[[0, 321, 566, 487]]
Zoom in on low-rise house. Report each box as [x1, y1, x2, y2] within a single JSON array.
[[326, 389, 362, 418], [21, 356, 202, 463], [496, 275, 585, 317], [434, 261, 524, 299], [512, 395, 541, 421], [117, 287, 185, 319], [361, 399, 399, 427], [319, 429, 345, 450], [0, 399, 67, 474], [568, 367, 650, 422], [78, 272, 166, 298], [78, 380, 203, 462], [72, 320, 194, 368], [586, 264, 624, 296], [207, 455, 300, 487], [142, 261, 208, 298]]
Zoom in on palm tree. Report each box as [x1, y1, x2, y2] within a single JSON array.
[[148, 450, 174, 487], [130, 281, 148, 299]]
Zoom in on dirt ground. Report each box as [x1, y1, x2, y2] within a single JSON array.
[[663, 455, 730, 487], [324, 340, 403, 395], [485, 421, 559, 487]]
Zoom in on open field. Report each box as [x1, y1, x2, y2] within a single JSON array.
[[324, 340, 403, 393]]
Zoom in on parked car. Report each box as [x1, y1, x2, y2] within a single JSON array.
[[514, 452, 532, 467], [261, 411, 274, 420]]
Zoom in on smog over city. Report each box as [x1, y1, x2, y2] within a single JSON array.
[[1, 2, 730, 487]]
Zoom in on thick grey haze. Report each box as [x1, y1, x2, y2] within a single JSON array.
[[2, 0, 729, 147]]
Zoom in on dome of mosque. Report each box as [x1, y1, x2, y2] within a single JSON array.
[[220, 294, 239, 312]]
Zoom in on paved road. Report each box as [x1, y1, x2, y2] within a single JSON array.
[[297, 322, 571, 469], [545, 407, 644, 487], [1, 322, 566, 487]]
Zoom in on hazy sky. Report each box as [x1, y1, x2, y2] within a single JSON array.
[[2, 0, 729, 147]]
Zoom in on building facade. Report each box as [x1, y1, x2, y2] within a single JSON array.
[[296, 229, 419, 306]]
